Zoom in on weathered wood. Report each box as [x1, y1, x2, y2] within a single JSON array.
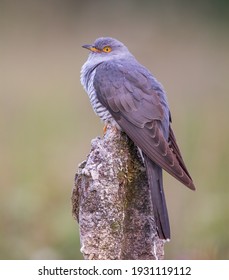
[[72, 125, 165, 259]]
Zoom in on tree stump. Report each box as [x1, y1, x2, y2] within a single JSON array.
[[72, 125, 165, 259]]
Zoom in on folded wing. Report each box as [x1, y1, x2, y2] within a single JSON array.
[[94, 61, 195, 190]]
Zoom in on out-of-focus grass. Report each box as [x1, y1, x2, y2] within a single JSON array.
[[165, 98, 229, 259], [0, 1, 229, 259]]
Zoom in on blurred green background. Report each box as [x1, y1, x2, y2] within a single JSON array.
[[1, 0, 229, 259]]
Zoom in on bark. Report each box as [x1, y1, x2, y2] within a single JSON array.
[[72, 124, 165, 260]]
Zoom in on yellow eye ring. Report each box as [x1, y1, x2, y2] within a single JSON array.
[[102, 46, 112, 53]]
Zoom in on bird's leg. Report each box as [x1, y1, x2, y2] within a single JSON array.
[[103, 124, 118, 135], [103, 121, 120, 135], [103, 124, 108, 135]]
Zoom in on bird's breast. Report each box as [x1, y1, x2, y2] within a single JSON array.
[[81, 62, 116, 125]]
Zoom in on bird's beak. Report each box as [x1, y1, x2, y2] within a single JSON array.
[[82, 44, 101, 53]]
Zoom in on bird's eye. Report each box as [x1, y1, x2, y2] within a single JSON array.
[[102, 46, 112, 53]]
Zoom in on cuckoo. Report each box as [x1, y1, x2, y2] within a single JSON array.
[[80, 37, 195, 240]]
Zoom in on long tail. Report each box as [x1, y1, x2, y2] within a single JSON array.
[[144, 153, 170, 240]]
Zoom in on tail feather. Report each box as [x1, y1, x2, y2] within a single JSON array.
[[144, 153, 170, 240]]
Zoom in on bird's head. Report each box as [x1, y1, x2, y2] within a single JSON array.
[[82, 37, 131, 62]]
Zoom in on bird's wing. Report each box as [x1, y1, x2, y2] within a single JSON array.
[[94, 61, 195, 190]]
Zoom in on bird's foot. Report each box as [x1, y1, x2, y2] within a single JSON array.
[[103, 124, 108, 135], [103, 123, 119, 135]]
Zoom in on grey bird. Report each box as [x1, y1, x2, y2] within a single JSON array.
[[81, 37, 195, 240]]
